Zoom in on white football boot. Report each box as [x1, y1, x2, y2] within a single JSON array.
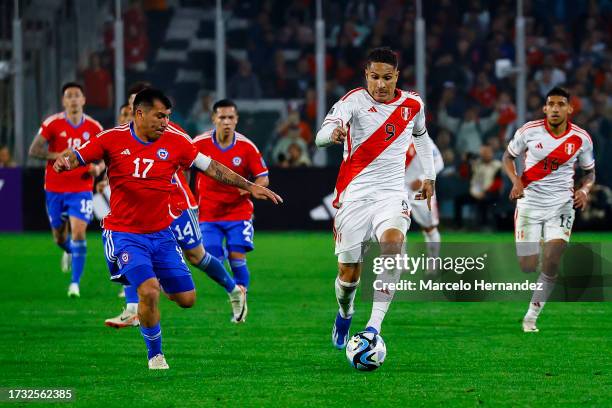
[[105, 308, 140, 328], [67, 283, 80, 298], [148, 354, 169, 370], [229, 285, 248, 323], [522, 317, 539, 332]]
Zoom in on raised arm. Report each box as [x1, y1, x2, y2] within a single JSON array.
[[29, 134, 59, 161]]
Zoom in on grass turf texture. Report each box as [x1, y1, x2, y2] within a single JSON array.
[[0, 231, 610, 407]]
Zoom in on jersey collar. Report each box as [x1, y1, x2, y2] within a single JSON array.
[[212, 129, 236, 152], [365, 88, 402, 105], [129, 121, 153, 145], [544, 120, 572, 139], [63, 112, 85, 129]]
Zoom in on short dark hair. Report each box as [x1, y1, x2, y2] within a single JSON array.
[[128, 81, 152, 96], [133, 88, 172, 111], [212, 99, 238, 114], [61, 82, 84, 95], [545, 86, 570, 101], [366, 47, 398, 69], [119, 102, 130, 111]]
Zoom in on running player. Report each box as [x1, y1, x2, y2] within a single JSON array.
[[193, 99, 270, 322], [502, 86, 595, 332], [315, 47, 436, 348], [105, 88, 247, 328], [404, 140, 444, 265], [54, 88, 281, 369], [28, 82, 104, 297]]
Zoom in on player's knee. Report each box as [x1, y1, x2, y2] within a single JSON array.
[[185, 249, 203, 266], [138, 280, 161, 304], [176, 293, 196, 308], [518, 256, 538, 273], [338, 263, 360, 282]]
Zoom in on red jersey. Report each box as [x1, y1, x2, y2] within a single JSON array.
[[193, 130, 268, 222], [75, 122, 199, 233], [39, 112, 103, 193], [166, 123, 198, 211]]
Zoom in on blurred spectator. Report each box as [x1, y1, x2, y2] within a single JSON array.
[[469, 72, 497, 108], [188, 93, 214, 134], [438, 104, 499, 157], [228, 60, 262, 100], [0, 145, 17, 168], [118, 103, 133, 125], [125, 24, 149, 72], [276, 110, 313, 145], [82, 53, 113, 110], [454, 145, 502, 228], [272, 126, 310, 167], [277, 142, 312, 168], [534, 65, 567, 97]]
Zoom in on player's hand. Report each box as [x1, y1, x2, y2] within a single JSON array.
[[53, 155, 71, 173], [509, 179, 524, 200], [573, 188, 589, 210], [415, 179, 435, 210], [331, 126, 347, 144], [95, 179, 109, 194], [410, 179, 423, 191], [248, 184, 283, 204]]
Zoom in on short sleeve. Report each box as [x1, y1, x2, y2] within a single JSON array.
[[247, 144, 268, 178], [178, 138, 199, 168], [578, 136, 595, 170], [76, 134, 105, 164], [39, 122, 52, 141], [507, 129, 527, 157]]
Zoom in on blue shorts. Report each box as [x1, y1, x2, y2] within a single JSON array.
[[200, 220, 254, 259], [171, 208, 202, 251], [45, 191, 93, 229], [101, 228, 194, 294]]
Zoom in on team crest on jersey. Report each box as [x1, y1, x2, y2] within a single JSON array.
[[120, 251, 129, 264], [232, 156, 242, 166], [401, 200, 411, 217], [82, 131, 90, 140], [401, 107, 412, 121], [565, 143, 575, 155], [157, 148, 169, 160]]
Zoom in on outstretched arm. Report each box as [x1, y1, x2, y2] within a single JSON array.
[[29, 134, 59, 161], [192, 153, 283, 204]]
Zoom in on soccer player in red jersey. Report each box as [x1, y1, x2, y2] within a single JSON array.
[[28, 82, 105, 297], [503, 87, 595, 332], [104, 87, 247, 329], [54, 89, 281, 369], [193, 99, 270, 320]]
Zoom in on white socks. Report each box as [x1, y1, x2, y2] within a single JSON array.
[[335, 277, 359, 318], [126, 303, 138, 314], [367, 262, 402, 333], [423, 228, 441, 259], [525, 273, 557, 319]]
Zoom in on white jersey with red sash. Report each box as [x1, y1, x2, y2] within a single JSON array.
[[322, 88, 425, 208], [507, 120, 594, 210]]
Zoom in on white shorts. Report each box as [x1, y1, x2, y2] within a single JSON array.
[[514, 201, 575, 256], [334, 196, 411, 263], [409, 195, 439, 229]]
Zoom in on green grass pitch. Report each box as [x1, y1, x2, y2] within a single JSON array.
[[0, 231, 610, 407]]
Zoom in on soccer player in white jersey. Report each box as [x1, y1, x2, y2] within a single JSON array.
[[502, 87, 595, 332], [316, 47, 436, 348], [405, 140, 444, 265]]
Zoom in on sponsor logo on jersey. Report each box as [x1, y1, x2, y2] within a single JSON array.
[[232, 156, 242, 166], [82, 131, 90, 140], [535, 142, 543, 149], [401, 107, 412, 121], [121, 251, 129, 263], [121, 149, 131, 155], [368, 106, 377, 113], [565, 143, 575, 155], [157, 148, 169, 160]]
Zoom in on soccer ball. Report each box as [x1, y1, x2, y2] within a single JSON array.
[[345, 331, 386, 371]]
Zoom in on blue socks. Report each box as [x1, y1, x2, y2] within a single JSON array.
[[58, 239, 72, 254], [230, 258, 249, 288], [124, 285, 139, 305], [140, 323, 162, 359], [197, 252, 236, 293], [70, 240, 86, 284]]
